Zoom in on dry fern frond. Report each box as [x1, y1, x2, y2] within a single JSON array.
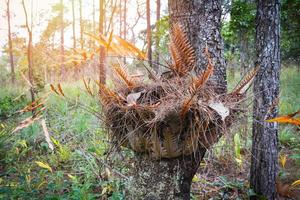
[[189, 49, 214, 94], [95, 81, 123, 106], [180, 97, 195, 119], [57, 83, 65, 96], [169, 24, 196, 76], [112, 63, 136, 89], [50, 84, 59, 95], [114, 36, 146, 59], [231, 66, 259, 95], [83, 78, 93, 96]]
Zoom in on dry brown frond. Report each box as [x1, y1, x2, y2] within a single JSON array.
[[189, 49, 214, 94], [112, 63, 136, 89], [231, 66, 259, 95], [169, 24, 196, 76], [83, 78, 94, 96], [180, 97, 195, 119], [114, 36, 146, 59], [57, 83, 65, 96], [95, 81, 123, 106], [50, 84, 59, 95]]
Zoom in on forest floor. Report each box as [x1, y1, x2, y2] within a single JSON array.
[[0, 66, 299, 199]]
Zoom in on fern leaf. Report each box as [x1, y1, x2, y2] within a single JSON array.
[[50, 84, 59, 95], [57, 84, 65, 96], [189, 50, 214, 94], [83, 78, 93, 96], [114, 36, 146, 59], [169, 24, 196, 76], [95, 81, 122, 106], [231, 66, 259, 95], [180, 96, 195, 119], [112, 63, 135, 89]]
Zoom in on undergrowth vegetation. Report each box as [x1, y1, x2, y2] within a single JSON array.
[[0, 66, 299, 199]]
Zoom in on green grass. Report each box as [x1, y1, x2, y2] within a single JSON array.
[[0, 66, 299, 199], [0, 83, 125, 199]]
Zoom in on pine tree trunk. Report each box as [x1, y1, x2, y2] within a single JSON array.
[[146, 0, 152, 68], [79, 0, 83, 50], [60, 0, 65, 80], [126, 149, 206, 200], [71, 0, 76, 50], [250, 0, 280, 199], [125, 1, 226, 199], [169, 0, 227, 93], [155, 0, 161, 71], [6, 0, 15, 84], [99, 0, 106, 84]]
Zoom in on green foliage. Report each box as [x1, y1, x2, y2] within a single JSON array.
[[0, 83, 125, 199], [281, 0, 300, 62]]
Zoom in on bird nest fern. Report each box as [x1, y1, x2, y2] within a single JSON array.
[[98, 24, 258, 159]]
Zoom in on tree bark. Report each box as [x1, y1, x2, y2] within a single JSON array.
[[79, 0, 83, 50], [71, 0, 76, 50], [155, 0, 161, 72], [146, 0, 152, 68], [126, 149, 206, 200], [250, 0, 280, 199], [169, 0, 227, 94], [60, 0, 65, 80], [99, 0, 106, 85], [125, 1, 227, 199], [6, 0, 15, 84], [22, 0, 35, 105], [123, 0, 127, 63]]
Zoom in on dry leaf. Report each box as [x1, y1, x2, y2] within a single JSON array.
[[126, 92, 142, 106], [40, 119, 54, 151], [35, 161, 53, 173], [266, 110, 300, 126], [209, 102, 230, 121]]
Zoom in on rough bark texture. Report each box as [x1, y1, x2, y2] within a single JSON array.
[[126, 149, 206, 200], [250, 0, 280, 199], [71, 0, 76, 50], [168, 0, 227, 94], [79, 0, 83, 50], [60, 0, 65, 80], [22, 0, 35, 104], [99, 0, 106, 84], [125, 1, 227, 199], [155, 0, 161, 71], [6, 0, 15, 84], [146, 0, 152, 68]]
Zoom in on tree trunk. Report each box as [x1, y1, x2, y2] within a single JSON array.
[[6, 0, 15, 84], [123, 0, 127, 63], [60, 0, 65, 80], [169, 0, 227, 94], [240, 30, 249, 75], [99, 0, 106, 84], [125, 1, 226, 199], [79, 0, 83, 50], [126, 149, 206, 200], [146, 0, 152, 68], [250, 0, 280, 199], [155, 0, 161, 72], [71, 0, 76, 50], [22, 0, 35, 105]]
